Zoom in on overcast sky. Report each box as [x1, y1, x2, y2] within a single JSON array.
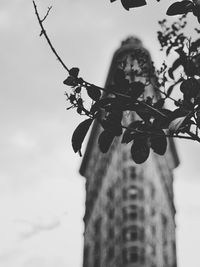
[[0, 0, 200, 267]]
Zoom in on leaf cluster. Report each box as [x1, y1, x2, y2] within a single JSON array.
[[64, 17, 200, 164]]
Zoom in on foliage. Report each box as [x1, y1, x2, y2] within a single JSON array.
[[33, 1, 200, 164]]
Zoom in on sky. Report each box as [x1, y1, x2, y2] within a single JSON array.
[[0, 0, 200, 267]]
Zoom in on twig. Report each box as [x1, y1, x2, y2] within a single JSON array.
[[33, 1, 70, 72], [41, 6, 52, 23]]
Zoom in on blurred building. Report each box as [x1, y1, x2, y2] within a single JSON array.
[[79, 37, 179, 267]]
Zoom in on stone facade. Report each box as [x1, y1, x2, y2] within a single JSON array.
[[80, 37, 179, 267]]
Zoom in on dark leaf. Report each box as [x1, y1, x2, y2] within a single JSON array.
[[75, 86, 81, 94], [121, 0, 147, 10], [131, 138, 150, 164], [153, 99, 165, 109], [69, 68, 79, 78], [100, 111, 123, 136], [121, 130, 135, 144], [168, 57, 185, 80], [113, 68, 125, 84], [90, 98, 116, 114], [190, 39, 200, 52], [166, 1, 193, 16], [77, 106, 82, 114], [87, 86, 101, 101], [153, 109, 172, 129], [63, 76, 77, 86], [129, 82, 145, 99], [150, 130, 167, 155], [98, 130, 115, 153], [71, 118, 93, 154], [180, 78, 200, 98]]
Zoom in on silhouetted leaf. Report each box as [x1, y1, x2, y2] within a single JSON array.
[[121, 130, 135, 144], [100, 111, 123, 136], [87, 86, 101, 101], [75, 86, 81, 93], [69, 67, 79, 78], [113, 68, 125, 84], [166, 1, 193, 16], [180, 78, 200, 98], [71, 118, 93, 154], [150, 130, 167, 155], [90, 98, 116, 114], [121, 0, 147, 10], [129, 82, 145, 99], [153, 109, 172, 129], [63, 76, 77, 86], [98, 130, 115, 153], [131, 138, 150, 164]]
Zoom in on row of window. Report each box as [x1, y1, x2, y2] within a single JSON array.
[[122, 205, 145, 221]]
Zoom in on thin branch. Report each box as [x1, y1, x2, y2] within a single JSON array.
[[33, 1, 70, 72], [122, 124, 200, 142], [41, 6, 52, 23]]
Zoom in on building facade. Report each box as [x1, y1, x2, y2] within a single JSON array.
[[80, 37, 179, 267]]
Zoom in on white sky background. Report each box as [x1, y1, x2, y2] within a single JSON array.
[[0, 0, 200, 266]]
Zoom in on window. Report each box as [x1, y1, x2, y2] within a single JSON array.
[[139, 228, 145, 242], [130, 166, 137, 180], [123, 205, 138, 221], [107, 187, 114, 200], [123, 226, 138, 242], [108, 206, 115, 219], [107, 246, 115, 262], [108, 227, 114, 239], [122, 246, 139, 264], [122, 188, 127, 200], [139, 207, 145, 221], [127, 186, 138, 200]]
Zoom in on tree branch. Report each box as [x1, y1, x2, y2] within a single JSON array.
[[41, 6, 52, 23], [33, 1, 70, 72]]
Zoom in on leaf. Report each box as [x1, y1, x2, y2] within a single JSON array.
[[98, 131, 115, 153], [113, 68, 125, 84], [71, 118, 93, 154], [87, 86, 101, 101], [166, 1, 193, 16], [129, 82, 145, 99], [153, 109, 172, 129], [63, 76, 77, 86], [69, 67, 79, 78], [150, 130, 167, 155], [100, 111, 123, 136], [121, 130, 135, 144], [121, 0, 147, 10], [180, 78, 200, 98], [168, 116, 187, 132], [90, 98, 116, 114], [131, 138, 150, 164], [153, 99, 165, 109], [168, 57, 184, 80]]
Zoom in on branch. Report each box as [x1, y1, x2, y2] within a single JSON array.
[[122, 125, 200, 142], [41, 6, 52, 23], [33, 1, 70, 72]]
